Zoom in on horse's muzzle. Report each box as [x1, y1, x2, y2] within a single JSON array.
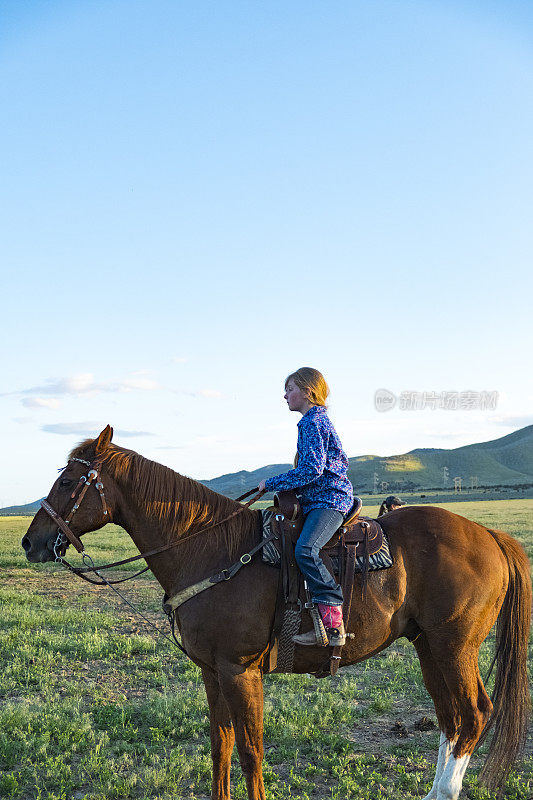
[[21, 533, 56, 562]]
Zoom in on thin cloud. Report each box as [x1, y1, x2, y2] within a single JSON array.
[[41, 423, 155, 437], [170, 356, 188, 364], [22, 397, 61, 409], [21, 374, 96, 396], [41, 422, 103, 436], [2, 372, 161, 403]]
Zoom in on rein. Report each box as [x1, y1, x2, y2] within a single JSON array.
[[40, 459, 265, 579], [78, 488, 265, 575]]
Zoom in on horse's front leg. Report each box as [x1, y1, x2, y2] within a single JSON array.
[[218, 667, 266, 800], [202, 666, 235, 800]]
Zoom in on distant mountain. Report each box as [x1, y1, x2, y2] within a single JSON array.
[[0, 499, 43, 516], [203, 424, 533, 497], [2, 425, 532, 515], [200, 465, 292, 497]]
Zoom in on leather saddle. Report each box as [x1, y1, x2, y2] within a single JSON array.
[[273, 491, 384, 563], [266, 491, 385, 677]]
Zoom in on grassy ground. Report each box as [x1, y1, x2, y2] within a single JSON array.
[[1, 500, 532, 799]]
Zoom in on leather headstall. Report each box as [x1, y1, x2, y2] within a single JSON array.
[[40, 457, 109, 556]]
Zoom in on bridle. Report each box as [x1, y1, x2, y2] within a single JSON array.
[[40, 457, 109, 561]]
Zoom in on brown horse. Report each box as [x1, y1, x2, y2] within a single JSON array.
[[22, 427, 531, 800]]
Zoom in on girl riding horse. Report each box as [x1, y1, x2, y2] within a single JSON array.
[[258, 367, 353, 646]]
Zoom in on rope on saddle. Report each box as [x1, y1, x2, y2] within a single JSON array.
[[276, 607, 301, 673], [270, 512, 303, 673]]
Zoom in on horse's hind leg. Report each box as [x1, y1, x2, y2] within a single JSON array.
[[432, 647, 493, 800], [202, 666, 235, 800], [218, 667, 266, 800], [414, 634, 460, 800]]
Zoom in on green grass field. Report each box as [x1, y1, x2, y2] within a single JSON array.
[[1, 500, 532, 799]]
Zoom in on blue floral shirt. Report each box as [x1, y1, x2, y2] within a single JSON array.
[[264, 406, 354, 515]]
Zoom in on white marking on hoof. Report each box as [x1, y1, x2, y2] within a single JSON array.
[[436, 752, 471, 800], [422, 733, 455, 800]]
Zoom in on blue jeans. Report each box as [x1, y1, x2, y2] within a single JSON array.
[[294, 508, 344, 606]]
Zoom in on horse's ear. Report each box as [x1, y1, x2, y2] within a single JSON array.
[[95, 425, 113, 454]]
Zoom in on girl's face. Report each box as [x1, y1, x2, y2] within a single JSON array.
[[284, 380, 312, 413]]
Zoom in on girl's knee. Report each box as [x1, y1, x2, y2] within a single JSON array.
[[295, 541, 313, 565]]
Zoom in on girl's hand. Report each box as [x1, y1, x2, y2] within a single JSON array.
[[258, 479, 266, 492]]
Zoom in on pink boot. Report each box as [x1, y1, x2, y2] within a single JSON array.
[[318, 604, 343, 628], [318, 603, 346, 646]]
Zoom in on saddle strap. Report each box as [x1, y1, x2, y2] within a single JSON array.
[[330, 543, 358, 677], [163, 531, 276, 614]]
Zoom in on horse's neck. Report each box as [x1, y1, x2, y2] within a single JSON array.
[[114, 481, 255, 596]]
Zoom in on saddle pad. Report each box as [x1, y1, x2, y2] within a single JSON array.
[[261, 508, 283, 563], [260, 508, 393, 573]]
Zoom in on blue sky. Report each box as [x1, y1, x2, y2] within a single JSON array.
[[1, 0, 532, 505]]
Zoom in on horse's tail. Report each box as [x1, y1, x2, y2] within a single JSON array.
[[479, 527, 532, 790]]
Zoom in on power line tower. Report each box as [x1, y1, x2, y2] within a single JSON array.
[[373, 472, 379, 494], [443, 466, 449, 488], [454, 477, 462, 494]]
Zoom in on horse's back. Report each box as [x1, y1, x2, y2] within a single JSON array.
[[381, 504, 508, 569]]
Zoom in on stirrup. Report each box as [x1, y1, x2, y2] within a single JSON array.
[[327, 623, 346, 647], [309, 604, 329, 646], [293, 602, 330, 647], [292, 629, 329, 647]]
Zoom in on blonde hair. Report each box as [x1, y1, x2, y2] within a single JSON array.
[[285, 367, 329, 407], [286, 368, 329, 468]]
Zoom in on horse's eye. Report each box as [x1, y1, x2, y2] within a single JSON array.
[[60, 478, 73, 488]]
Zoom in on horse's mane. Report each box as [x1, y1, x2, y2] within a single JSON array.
[[69, 440, 258, 556]]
